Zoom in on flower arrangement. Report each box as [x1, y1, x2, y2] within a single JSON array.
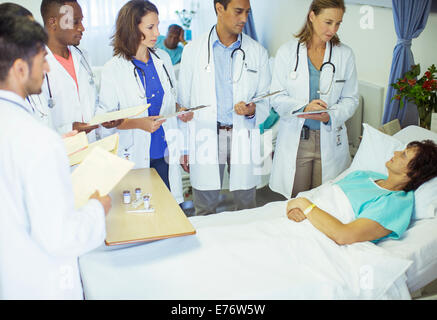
[[175, 9, 196, 29], [391, 64, 437, 129]]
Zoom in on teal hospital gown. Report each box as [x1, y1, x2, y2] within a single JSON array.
[[335, 171, 414, 243]]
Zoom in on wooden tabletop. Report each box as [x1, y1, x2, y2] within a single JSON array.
[[105, 168, 196, 246]]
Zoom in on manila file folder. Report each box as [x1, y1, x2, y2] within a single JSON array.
[[88, 104, 150, 126], [71, 146, 134, 209]]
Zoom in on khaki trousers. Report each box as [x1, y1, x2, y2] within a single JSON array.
[[291, 129, 322, 198]]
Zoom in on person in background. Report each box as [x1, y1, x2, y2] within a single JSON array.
[[155, 24, 187, 65], [269, 0, 359, 199], [0, 14, 111, 300], [39, 0, 120, 142]]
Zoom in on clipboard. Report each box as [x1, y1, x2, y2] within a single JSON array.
[[157, 105, 211, 120], [293, 108, 337, 116], [247, 90, 285, 104]]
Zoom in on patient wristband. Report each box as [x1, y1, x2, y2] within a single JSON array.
[[303, 203, 316, 216]]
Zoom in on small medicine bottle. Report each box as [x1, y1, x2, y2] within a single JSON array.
[[135, 188, 142, 200], [143, 195, 150, 210], [123, 191, 131, 204]]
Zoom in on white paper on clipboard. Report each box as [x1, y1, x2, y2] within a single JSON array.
[[293, 108, 336, 116]]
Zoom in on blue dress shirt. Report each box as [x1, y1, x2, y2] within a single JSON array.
[[212, 30, 241, 126]]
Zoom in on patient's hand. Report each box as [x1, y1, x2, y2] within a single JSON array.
[[286, 197, 312, 222], [287, 208, 307, 222]]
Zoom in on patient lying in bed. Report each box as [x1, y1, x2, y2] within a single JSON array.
[[287, 140, 437, 245]]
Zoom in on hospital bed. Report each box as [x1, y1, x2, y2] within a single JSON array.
[[78, 124, 437, 300]]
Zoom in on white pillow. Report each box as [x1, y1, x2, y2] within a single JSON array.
[[349, 123, 405, 175], [349, 123, 437, 220]]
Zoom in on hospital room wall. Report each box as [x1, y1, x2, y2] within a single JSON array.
[[252, 0, 437, 123]]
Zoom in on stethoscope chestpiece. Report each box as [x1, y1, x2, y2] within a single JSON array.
[[48, 98, 55, 109], [205, 64, 212, 73], [289, 71, 298, 80]]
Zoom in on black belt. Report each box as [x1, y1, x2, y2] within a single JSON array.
[[217, 122, 233, 131]]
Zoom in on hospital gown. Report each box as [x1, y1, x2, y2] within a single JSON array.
[[336, 171, 414, 243]]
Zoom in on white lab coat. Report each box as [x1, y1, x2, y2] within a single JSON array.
[[269, 39, 359, 198], [98, 49, 183, 204], [41, 46, 98, 141], [0, 90, 105, 300], [177, 28, 271, 191]]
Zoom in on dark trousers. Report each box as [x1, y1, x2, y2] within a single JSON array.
[[150, 158, 170, 190]]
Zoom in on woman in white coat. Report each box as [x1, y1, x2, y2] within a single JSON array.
[[99, 0, 186, 203], [269, 0, 359, 199]]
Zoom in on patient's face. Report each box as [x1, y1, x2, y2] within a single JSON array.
[[386, 147, 418, 177]]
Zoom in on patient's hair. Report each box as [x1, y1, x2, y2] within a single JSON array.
[[295, 0, 345, 47], [168, 24, 183, 34], [40, 0, 78, 25], [111, 0, 159, 60], [0, 15, 47, 82], [404, 140, 437, 192], [0, 3, 33, 18]]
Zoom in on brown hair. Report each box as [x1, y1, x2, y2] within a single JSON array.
[[111, 0, 158, 60], [403, 140, 437, 192], [295, 0, 345, 47]]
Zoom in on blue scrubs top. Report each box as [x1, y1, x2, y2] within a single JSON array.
[[336, 171, 414, 243], [132, 58, 167, 160]]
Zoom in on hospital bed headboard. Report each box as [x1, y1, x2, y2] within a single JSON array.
[[346, 81, 385, 156], [358, 80, 385, 129]]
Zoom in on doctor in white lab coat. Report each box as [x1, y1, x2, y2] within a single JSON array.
[[39, 0, 117, 141], [178, 0, 271, 215], [269, 0, 359, 199], [98, 1, 185, 203], [0, 15, 111, 300]]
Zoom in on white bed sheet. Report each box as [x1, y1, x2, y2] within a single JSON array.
[[378, 217, 437, 293], [79, 188, 412, 300]]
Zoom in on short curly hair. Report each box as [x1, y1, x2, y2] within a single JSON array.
[[404, 139, 437, 192]]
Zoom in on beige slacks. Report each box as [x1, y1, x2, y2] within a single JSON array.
[[291, 129, 322, 198]]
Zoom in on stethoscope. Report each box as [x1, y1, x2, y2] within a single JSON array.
[[26, 95, 48, 118], [0, 97, 31, 114], [290, 41, 336, 95], [132, 48, 176, 100], [205, 25, 247, 84], [45, 46, 95, 109]]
